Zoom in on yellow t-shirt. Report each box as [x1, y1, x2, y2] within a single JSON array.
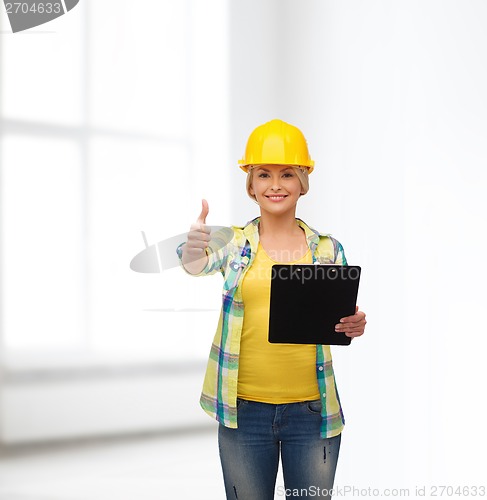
[[237, 241, 321, 403]]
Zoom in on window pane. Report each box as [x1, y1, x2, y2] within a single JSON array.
[[0, 0, 230, 363], [88, 137, 221, 361], [0, 6, 84, 125], [1, 135, 85, 351], [89, 0, 187, 137], [188, 0, 230, 210]]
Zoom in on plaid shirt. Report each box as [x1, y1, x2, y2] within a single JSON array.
[[176, 216, 347, 438]]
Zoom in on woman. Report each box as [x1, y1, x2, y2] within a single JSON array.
[[176, 119, 366, 499]]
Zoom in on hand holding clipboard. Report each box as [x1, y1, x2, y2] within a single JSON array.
[[268, 264, 363, 345]]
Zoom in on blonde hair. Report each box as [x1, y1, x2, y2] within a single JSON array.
[[245, 166, 310, 202]]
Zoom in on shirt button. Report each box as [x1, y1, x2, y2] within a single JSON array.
[[322, 393, 326, 398], [318, 366, 324, 371]]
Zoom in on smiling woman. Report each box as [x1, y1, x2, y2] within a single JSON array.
[[177, 118, 367, 499]]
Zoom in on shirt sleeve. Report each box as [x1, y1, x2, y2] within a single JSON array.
[[333, 238, 348, 266], [176, 226, 235, 277]]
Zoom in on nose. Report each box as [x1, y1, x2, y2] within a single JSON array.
[[270, 177, 282, 191]]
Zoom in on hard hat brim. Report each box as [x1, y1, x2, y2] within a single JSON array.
[[239, 162, 314, 174]]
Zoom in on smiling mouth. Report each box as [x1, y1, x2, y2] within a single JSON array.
[[265, 195, 287, 200]]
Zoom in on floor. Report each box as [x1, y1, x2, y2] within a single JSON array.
[[0, 427, 285, 500]]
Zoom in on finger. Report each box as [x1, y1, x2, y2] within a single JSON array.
[[196, 199, 209, 225], [186, 237, 209, 248], [339, 311, 366, 323], [185, 239, 209, 253], [186, 247, 208, 257], [345, 325, 365, 335], [188, 222, 211, 236], [188, 227, 211, 241], [335, 319, 366, 331], [345, 330, 365, 338], [335, 322, 365, 332], [184, 250, 208, 264], [339, 323, 366, 331]]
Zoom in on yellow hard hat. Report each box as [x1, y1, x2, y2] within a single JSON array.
[[238, 119, 314, 173]]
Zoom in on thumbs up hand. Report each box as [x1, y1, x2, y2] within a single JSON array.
[[187, 199, 210, 255], [182, 199, 211, 274], [197, 199, 209, 226]]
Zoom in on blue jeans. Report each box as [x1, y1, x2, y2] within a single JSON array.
[[218, 398, 341, 500]]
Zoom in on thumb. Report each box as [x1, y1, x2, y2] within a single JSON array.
[[196, 199, 209, 225]]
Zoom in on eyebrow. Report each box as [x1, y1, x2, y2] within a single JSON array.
[[256, 167, 293, 172]]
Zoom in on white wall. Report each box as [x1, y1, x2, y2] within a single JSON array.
[[235, 0, 487, 491]]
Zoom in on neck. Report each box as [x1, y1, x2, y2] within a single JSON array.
[[257, 209, 301, 237]]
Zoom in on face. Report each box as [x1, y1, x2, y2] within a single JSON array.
[[249, 165, 304, 214]]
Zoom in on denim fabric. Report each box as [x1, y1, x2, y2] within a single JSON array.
[[218, 398, 341, 500]]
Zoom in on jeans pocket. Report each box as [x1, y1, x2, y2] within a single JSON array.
[[306, 399, 322, 415], [236, 398, 247, 410]]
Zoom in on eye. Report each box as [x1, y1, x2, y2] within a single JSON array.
[[258, 172, 269, 178], [282, 172, 293, 178]]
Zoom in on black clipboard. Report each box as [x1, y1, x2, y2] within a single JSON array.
[[268, 265, 361, 345]]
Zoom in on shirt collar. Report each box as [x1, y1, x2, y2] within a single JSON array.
[[241, 216, 328, 254]]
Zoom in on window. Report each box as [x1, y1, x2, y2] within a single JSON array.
[[0, 0, 230, 366]]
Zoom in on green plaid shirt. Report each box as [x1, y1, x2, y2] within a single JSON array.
[[176, 216, 347, 438]]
